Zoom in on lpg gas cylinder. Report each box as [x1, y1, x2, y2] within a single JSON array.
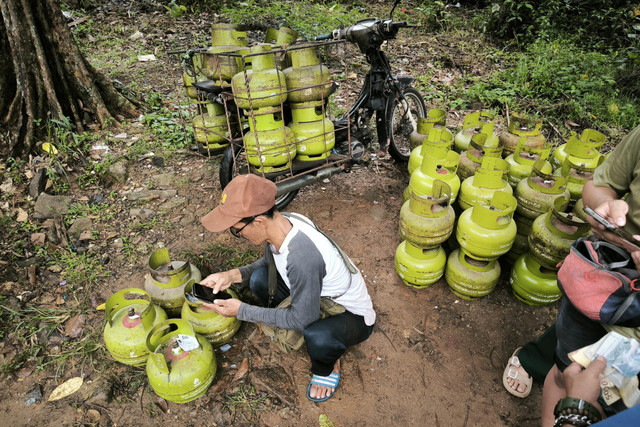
[[192, 102, 234, 153], [405, 145, 461, 203], [399, 180, 456, 248], [183, 53, 208, 99], [571, 198, 589, 222], [456, 191, 517, 261], [445, 249, 501, 300], [276, 27, 298, 46], [505, 138, 552, 188], [409, 109, 447, 150], [499, 113, 546, 158], [231, 44, 288, 110], [510, 253, 561, 305], [144, 248, 202, 317], [289, 104, 335, 161], [146, 319, 216, 403], [264, 27, 279, 44], [502, 231, 530, 266], [553, 159, 600, 207], [283, 44, 331, 103], [103, 288, 168, 366], [408, 127, 453, 175], [515, 160, 570, 222], [453, 111, 496, 153], [457, 133, 504, 181], [458, 157, 512, 211], [211, 23, 247, 47], [395, 241, 447, 289], [181, 284, 241, 346], [528, 198, 591, 270], [244, 108, 296, 173], [203, 24, 248, 82], [552, 129, 605, 170]]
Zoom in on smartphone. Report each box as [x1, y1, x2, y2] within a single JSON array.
[[583, 206, 640, 252], [190, 283, 232, 304]]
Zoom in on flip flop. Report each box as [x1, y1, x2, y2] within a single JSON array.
[[503, 347, 533, 398], [307, 372, 340, 402]]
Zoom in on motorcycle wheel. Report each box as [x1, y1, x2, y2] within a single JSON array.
[[219, 144, 299, 210], [386, 87, 427, 162]]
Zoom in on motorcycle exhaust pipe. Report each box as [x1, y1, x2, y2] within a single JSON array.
[[276, 166, 344, 196]]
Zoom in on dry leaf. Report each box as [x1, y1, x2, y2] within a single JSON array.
[[16, 208, 28, 222], [153, 395, 168, 413], [232, 358, 249, 382], [78, 231, 92, 241], [48, 377, 83, 401], [17, 366, 34, 379], [211, 375, 230, 394], [31, 233, 46, 246], [64, 314, 85, 338], [86, 409, 100, 423], [56, 296, 65, 305]]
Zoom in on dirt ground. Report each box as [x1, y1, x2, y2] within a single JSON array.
[[0, 2, 561, 426]]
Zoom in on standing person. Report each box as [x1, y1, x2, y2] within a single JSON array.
[[198, 174, 376, 402], [541, 125, 640, 426]]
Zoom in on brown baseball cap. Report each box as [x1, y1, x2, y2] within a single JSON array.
[[201, 174, 277, 233]]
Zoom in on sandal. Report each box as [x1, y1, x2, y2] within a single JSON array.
[[503, 347, 533, 398], [307, 372, 340, 402]]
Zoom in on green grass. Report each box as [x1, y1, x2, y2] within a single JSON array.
[[180, 244, 261, 277], [224, 384, 268, 422]]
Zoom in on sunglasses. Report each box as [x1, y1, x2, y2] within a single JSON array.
[[230, 215, 257, 238]]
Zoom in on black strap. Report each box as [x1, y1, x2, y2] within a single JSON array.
[[267, 246, 277, 308], [590, 240, 631, 270]]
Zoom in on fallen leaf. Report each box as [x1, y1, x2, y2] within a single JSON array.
[[319, 414, 335, 427], [28, 265, 37, 287], [56, 296, 65, 305], [42, 142, 59, 155], [48, 377, 83, 401], [95, 303, 106, 310], [210, 375, 230, 394], [104, 232, 118, 240], [153, 395, 168, 413], [1, 178, 15, 194], [25, 170, 34, 179], [232, 358, 249, 382], [64, 314, 85, 338], [16, 208, 28, 222], [78, 231, 92, 241], [16, 366, 34, 379], [31, 232, 46, 246], [86, 409, 100, 423]]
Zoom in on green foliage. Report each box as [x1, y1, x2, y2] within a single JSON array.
[[165, 1, 188, 18], [143, 93, 194, 149], [220, 0, 367, 40], [180, 244, 261, 276], [466, 39, 640, 129]]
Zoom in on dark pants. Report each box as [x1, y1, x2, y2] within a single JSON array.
[[518, 323, 557, 383], [250, 265, 374, 376]]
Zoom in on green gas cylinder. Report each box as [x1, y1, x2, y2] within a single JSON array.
[[445, 249, 501, 300], [510, 253, 561, 305], [146, 319, 216, 403], [395, 241, 447, 289], [283, 45, 331, 103], [457, 133, 503, 181], [453, 111, 496, 153], [192, 102, 235, 153], [289, 104, 335, 161], [203, 25, 248, 82], [276, 27, 298, 46], [502, 231, 530, 266], [408, 127, 453, 175], [552, 129, 605, 170], [181, 285, 241, 346], [211, 23, 247, 47], [499, 113, 546, 158], [404, 145, 461, 204], [399, 180, 456, 248], [506, 138, 552, 188], [244, 109, 296, 173], [458, 157, 512, 211], [103, 288, 168, 366], [529, 198, 591, 270], [553, 159, 599, 207], [515, 160, 570, 221], [456, 191, 517, 261], [183, 53, 208, 100], [409, 109, 447, 150], [144, 248, 202, 317], [231, 44, 288, 110], [571, 198, 589, 222]]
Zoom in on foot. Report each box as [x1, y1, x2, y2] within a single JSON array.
[[309, 360, 340, 401], [503, 348, 533, 398]]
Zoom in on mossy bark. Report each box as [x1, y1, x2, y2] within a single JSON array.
[[0, 0, 138, 160]]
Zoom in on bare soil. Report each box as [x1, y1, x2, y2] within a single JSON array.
[[0, 3, 559, 426]]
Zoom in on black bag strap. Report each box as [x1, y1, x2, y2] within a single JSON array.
[[610, 292, 640, 325], [267, 245, 278, 308]]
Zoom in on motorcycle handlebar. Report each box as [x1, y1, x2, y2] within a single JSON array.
[[315, 34, 331, 41]]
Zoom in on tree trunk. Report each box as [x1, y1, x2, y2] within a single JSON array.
[[0, 0, 139, 160]]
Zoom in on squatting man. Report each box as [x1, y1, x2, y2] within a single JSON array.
[[198, 174, 376, 402]]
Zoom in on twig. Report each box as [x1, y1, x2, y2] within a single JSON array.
[[376, 326, 397, 352], [505, 102, 510, 127], [462, 404, 470, 427], [547, 119, 566, 142]]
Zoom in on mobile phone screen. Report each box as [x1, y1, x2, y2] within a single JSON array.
[[192, 283, 232, 303]]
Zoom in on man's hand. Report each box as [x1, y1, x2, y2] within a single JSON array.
[[563, 356, 607, 415], [200, 269, 242, 294], [203, 298, 242, 317], [586, 200, 633, 245]]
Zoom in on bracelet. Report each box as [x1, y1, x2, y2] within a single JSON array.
[[553, 413, 594, 427], [554, 397, 602, 423]]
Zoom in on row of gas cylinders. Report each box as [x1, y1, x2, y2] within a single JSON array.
[[395, 110, 607, 304], [102, 248, 240, 403], [185, 24, 335, 172]]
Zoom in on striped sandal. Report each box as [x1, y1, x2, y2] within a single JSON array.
[[307, 372, 340, 402]]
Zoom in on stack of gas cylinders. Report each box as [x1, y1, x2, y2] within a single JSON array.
[[183, 24, 336, 170], [395, 110, 608, 305], [102, 248, 241, 403]]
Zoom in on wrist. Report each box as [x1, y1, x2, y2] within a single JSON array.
[[554, 397, 602, 427]]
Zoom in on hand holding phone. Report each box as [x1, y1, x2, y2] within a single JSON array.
[[188, 283, 232, 304], [583, 206, 640, 252]]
